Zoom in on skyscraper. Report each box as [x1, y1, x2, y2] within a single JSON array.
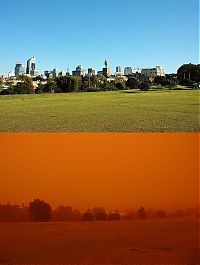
[[15, 63, 25, 76], [26, 57, 36, 75]]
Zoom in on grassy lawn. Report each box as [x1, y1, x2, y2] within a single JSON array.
[[0, 89, 199, 132]]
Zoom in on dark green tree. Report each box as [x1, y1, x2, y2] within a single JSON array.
[[177, 63, 200, 82], [15, 76, 34, 94], [125, 77, 140, 89], [139, 82, 150, 91]]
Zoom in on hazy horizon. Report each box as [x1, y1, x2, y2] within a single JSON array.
[[0, 133, 198, 211]]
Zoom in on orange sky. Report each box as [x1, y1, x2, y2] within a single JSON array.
[[0, 133, 199, 211]]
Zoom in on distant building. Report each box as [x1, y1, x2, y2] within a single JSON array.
[[124, 67, 133, 76], [141, 66, 165, 78], [102, 59, 111, 78], [8, 71, 15, 78], [97, 71, 103, 76], [88, 68, 96, 76], [115, 66, 123, 77], [15, 63, 25, 76], [52, 68, 59, 78], [72, 65, 85, 77], [44, 71, 53, 79], [132, 67, 141, 74], [59, 71, 66, 77]]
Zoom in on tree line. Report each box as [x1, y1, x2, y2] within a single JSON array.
[[0, 199, 197, 222], [1, 63, 199, 95]]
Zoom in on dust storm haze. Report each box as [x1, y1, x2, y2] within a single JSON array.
[[0, 133, 198, 211]]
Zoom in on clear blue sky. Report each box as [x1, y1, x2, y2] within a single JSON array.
[[0, 0, 199, 75]]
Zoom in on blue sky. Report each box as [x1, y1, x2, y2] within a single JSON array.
[[0, 0, 199, 75]]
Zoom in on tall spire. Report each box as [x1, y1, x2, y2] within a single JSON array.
[[105, 59, 108, 68]]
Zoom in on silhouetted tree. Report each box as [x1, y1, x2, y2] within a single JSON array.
[[108, 212, 121, 221], [137, 207, 146, 219], [28, 199, 52, 222]]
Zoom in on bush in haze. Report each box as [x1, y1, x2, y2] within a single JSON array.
[[81, 212, 94, 221], [156, 210, 166, 219], [52, 205, 81, 221], [108, 212, 121, 221]]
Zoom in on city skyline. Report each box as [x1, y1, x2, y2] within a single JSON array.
[[0, 0, 199, 75]]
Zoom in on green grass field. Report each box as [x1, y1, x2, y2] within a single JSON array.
[[0, 89, 199, 132]]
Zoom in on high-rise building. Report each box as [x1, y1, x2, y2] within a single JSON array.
[[124, 67, 133, 76], [52, 68, 59, 78], [26, 57, 36, 75], [102, 59, 111, 78], [26, 57, 40, 76], [15, 63, 25, 76], [115, 66, 123, 76], [72, 65, 85, 77]]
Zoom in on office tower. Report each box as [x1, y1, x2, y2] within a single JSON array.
[[52, 68, 59, 78], [15, 63, 25, 76], [115, 66, 123, 76]]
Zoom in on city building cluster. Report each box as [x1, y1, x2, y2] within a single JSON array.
[[5, 57, 165, 80]]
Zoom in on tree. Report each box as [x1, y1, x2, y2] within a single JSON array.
[[0, 79, 2, 91], [28, 199, 52, 222], [56, 76, 82, 93], [137, 207, 146, 219], [116, 82, 126, 90], [15, 76, 34, 94], [139, 82, 150, 91], [177, 63, 200, 83], [154, 76, 176, 88], [125, 77, 140, 89]]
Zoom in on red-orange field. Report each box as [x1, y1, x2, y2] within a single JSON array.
[[0, 133, 199, 264], [0, 218, 198, 264]]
